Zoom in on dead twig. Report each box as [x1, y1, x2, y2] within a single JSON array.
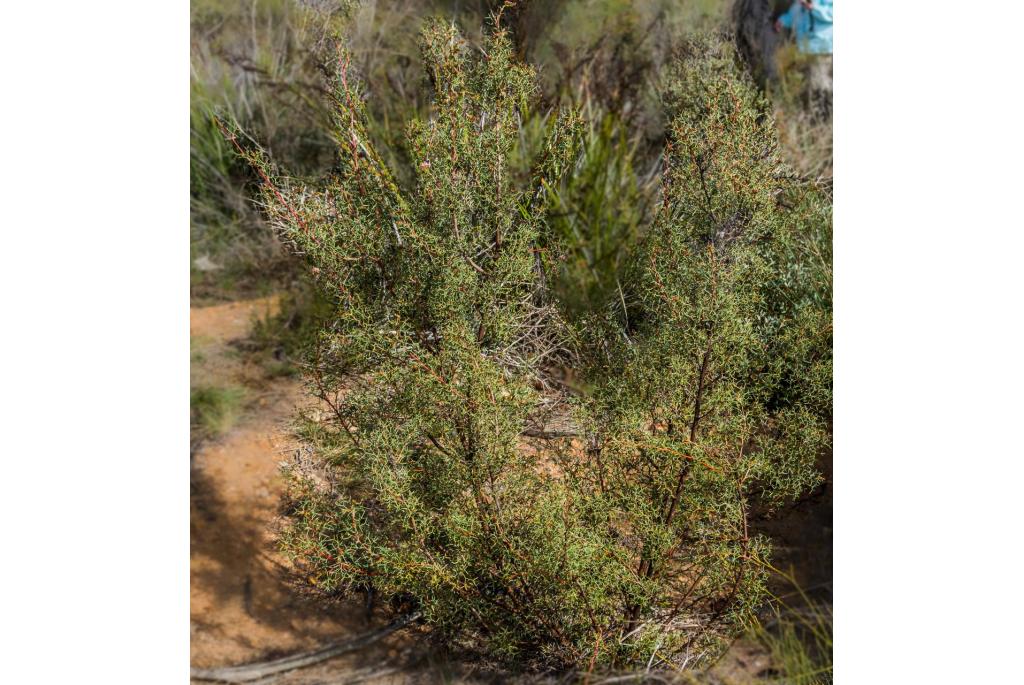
[[190, 612, 421, 683]]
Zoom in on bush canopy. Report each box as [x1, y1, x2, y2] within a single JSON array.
[[225, 17, 831, 672]]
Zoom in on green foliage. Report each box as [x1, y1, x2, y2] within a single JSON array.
[[234, 21, 829, 673], [544, 111, 658, 321], [762, 184, 832, 420], [189, 0, 735, 306], [190, 384, 247, 438], [248, 20, 601, 667], [190, 0, 354, 300], [560, 36, 830, 663]]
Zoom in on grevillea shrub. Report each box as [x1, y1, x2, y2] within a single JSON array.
[[564, 36, 829, 664], [227, 19, 829, 671]]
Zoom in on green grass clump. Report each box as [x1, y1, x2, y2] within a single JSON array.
[[745, 566, 832, 685], [751, 608, 832, 685], [544, 110, 658, 321], [190, 385, 247, 439], [190, 336, 208, 364]]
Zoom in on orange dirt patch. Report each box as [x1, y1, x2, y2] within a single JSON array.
[[190, 295, 281, 344]]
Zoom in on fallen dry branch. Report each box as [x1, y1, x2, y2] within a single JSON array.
[[522, 427, 579, 439], [190, 612, 421, 683]]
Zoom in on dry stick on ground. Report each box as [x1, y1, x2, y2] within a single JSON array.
[[190, 612, 421, 683]]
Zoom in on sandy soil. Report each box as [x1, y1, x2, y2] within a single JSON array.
[[189, 296, 281, 343]]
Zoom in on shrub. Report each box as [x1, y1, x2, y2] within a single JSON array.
[[238, 18, 599, 666], [228, 18, 828, 672], [561, 36, 828, 665]]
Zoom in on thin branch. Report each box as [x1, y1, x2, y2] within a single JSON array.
[[190, 612, 421, 683]]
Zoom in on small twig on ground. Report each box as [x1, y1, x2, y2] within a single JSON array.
[[190, 612, 421, 683]]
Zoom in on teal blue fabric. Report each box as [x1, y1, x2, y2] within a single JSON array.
[[778, 0, 833, 55]]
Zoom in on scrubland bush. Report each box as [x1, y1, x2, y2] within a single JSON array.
[[224, 10, 830, 674], [561, 36, 829, 665]]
